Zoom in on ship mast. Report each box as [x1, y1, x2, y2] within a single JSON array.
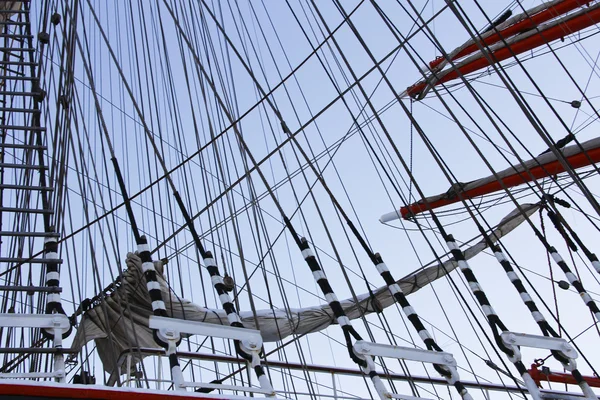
[[0, 2, 599, 399]]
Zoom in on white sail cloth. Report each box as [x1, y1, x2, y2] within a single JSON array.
[[430, 0, 563, 73], [72, 203, 538, 377], [392, 137, 600, 219], [0, 2, 22, 22], [409, 0, 598, 99]]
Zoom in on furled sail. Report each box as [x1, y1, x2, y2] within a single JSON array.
[[0, 2, 21, 22], [381, 137, 600, 222], [72, 203, 539, 379], [405, 0, 600, 99]]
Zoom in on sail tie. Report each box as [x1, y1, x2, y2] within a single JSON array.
[[539, 133, 576, 155]]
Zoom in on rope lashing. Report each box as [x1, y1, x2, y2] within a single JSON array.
[[42, 235, 72, 340], [446, 234, 542, 400], [370, 251, 472, 398], [299, 238, 390, 400]]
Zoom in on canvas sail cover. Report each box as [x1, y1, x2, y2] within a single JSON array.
[[0, 2, 22, 22], [380, 137, 600, 221], [406, 0, 600, 99], [72, 203, 539, 379]]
